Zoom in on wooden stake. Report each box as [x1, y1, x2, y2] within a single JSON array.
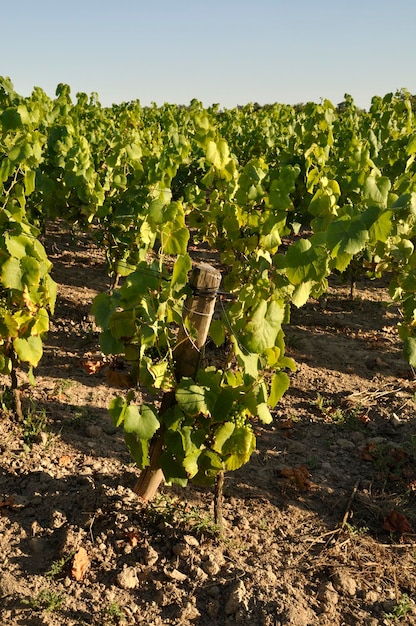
[[214, 470, 225, 534], [134, 263, 221, 501]]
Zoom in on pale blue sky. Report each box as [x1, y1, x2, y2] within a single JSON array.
[[2, 0, 415, 109]]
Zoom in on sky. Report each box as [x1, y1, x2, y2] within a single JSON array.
[[2, 0, 416, 110]]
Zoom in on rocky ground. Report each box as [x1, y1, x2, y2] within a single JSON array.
[[0, 222, 415, 625]]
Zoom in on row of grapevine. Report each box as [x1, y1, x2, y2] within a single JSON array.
[[2, 76, 416, 488]]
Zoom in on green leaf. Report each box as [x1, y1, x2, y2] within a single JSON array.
[[148, 197, 167, 225], [244, 300, 285, 353], [332, 251, 353, 272], [91, 292, 117, 328], [259, 220, 283, 251], [109, 310, 136, 340], [403, 337, 416, 367], [124, 431, 149, 468], [406, 134, 416, 155], [285, 238, 327, 285], [13, 335, 43, 366], [31, 308, 50, 335], [124, 404, 160, 440], [24, 170, 36, 196], [159, 450, 189, 486], [119, 264, 160, 304], [148, 360, 175, 390], [176, 379, 209, 416], [2, 257, 23, 290], [108, 396, 128, 427], [99, 330, 124, 355], [171, 254, 192, 292], [0, 354, 12, 375], [257, 403, 273, 424], [193, 449, 224, 485], [326, 216, 369, 257], [233, 344, 260, 381], [269, 371, 290, 407], [209, 319, 226, 346], [212, 422, 235, 453], [1, 107, 22, 130], [161, 224, 189, 255], [182, 449, 202, 479], [222, 425, 256, 471], [362, 206, 393, 244], [211, 386, 238, 422], [4, 233, 30, 259], [205, 139, 230, 169], [21, 256, 40, 288], [363, 173, 391, 208], [291, 281, 313, 308]]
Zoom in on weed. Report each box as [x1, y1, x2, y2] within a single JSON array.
[[182, 506, 222, 537], [313, 393, 367, 426], [313, 393, 344, 422], [51, 378, 74, 400], [0, 386, 14, 412], [45, 551, 75, 579], [305, 455, 320, 470], [147, 493, 221, 538], [23, 588, 65, 612], [102, 602, 127, 623], [69, 406, 95, 426], [345, 522, 369, 536], [385, 593, 413, 621], [22, 403, 47, 446]]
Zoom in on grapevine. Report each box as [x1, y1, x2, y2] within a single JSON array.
[[2, 76, 416, 493]]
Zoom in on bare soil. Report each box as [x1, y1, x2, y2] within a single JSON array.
[[1, 222, 416, 625]]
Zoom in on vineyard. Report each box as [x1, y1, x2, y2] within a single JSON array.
[[1, 77, 416, 624]]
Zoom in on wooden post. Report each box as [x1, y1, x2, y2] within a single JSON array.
[[134, 263, 222, 501]]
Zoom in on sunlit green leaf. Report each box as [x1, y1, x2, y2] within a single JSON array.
[[13, 335, 43, 366], [269, 371, 290, 407], [176, 378, 209, 416], [124, 404, 160, 440]]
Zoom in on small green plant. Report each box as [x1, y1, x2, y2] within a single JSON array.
[[52, 378, 74, 399], [147, 493, 221, 537], [313, 393, 367, 426], [385, 593, 412, 621], [0, 386, 14, 412], [180, 504, 222, 537], [102, 602, 127, 623], [22, 404, 47, 446], [313, 393, 345, 422], [45, 551, 75, 579], [344, 522, 369, 536], [305, 455, 320, 470], [23, 589, 65, 612]]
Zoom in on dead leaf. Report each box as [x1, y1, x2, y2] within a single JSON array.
[[126, 530, 140, 547], [105, 368, 134, 389], [361, 442, 377, 461], [80, 354, 107, 375], [0, 496, 14, 514], [22, 286, 38, 313], [383, 510, 413, 536], [388, 447, 409, 465], [279, 466, 313, 491], [58, 455, 73, 467], [71, 547, 90, 581], [277, 419, 295, 430]]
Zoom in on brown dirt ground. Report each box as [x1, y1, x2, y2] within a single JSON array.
[[1, 222, 416, 626]]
